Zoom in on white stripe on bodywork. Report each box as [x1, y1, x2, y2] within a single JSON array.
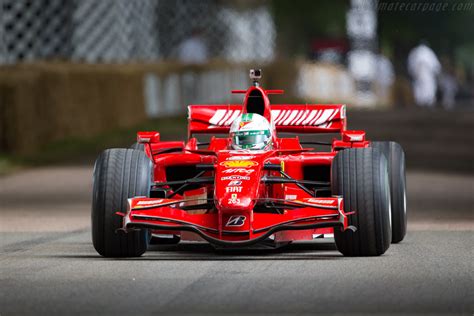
[[289, 110, 304, 125], [218, 110, 234, 126], [271, 110, 281, 124], [306, 110, 321, 125], [273, 110, 285, 124], [224, 110, 241, 126], [282, 110, 299, 125], [313, 109, 335, 126], [209, 110, 227, 125], [277, 110, 291, 125], [327, 109, 338, 122], [208, 107, 339, 127], [302, 110, 318, 125], [310, 109, 330, 125], [276, 110, 286, 125], [294, 110, 309, 125]]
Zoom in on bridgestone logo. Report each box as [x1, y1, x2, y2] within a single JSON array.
[[226, 215, 246, 227]]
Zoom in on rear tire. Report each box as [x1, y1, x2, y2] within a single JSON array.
[[371, 141, 407, 243], [92, 148, 152, 257], [332, 148, 392, 256], [130, 142, 145, 151]]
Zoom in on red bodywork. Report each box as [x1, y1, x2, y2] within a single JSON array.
[[123, 85, 369, 246]]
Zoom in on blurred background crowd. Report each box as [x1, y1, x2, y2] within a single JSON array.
[[0, 0, 473, 172]]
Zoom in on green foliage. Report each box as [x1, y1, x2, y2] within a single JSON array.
[[271, 0, 348, 57]]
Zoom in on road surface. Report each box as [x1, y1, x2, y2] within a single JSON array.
[[1, 166, 473, 314]]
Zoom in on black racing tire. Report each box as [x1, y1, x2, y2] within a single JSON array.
[[332, 148, 392, 256], [130, 142, 145, 151], [92, 148, 153, 257], [371, 141, 407, 243]]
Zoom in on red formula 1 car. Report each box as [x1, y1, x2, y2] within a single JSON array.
[[92, 69, 407, 257]]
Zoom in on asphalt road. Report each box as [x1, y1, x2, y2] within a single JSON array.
[[0, 166, 473, 315]]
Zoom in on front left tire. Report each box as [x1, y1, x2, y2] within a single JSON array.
[[332, 148, 392, 256]]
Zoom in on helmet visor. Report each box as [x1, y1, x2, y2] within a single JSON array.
[[231, 130, 271, 149]]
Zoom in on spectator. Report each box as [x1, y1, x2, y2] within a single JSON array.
[[439, 69, 458, 110], [177, 29, 209, 64], [407, 42, 441, 107]]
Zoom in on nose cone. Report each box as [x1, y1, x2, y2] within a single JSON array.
[[214, 153, 263, 212], [219, 194, 253, 211]]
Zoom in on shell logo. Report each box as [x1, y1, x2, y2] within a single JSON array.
[[220, 160, 258, 168]]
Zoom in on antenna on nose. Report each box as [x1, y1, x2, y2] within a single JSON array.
[[249, 69, 262, 87]]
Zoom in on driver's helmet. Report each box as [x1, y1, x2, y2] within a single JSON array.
[[230, 113, 272, 150]]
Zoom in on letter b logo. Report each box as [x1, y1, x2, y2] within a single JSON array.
[[226, 215, 246, 227]]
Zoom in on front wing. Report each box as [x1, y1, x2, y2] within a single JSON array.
[[120, 197, 353, 246]]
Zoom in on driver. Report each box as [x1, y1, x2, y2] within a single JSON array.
[[229, 113, 272, 150]]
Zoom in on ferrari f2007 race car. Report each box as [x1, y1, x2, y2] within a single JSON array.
[[92, 69, 407, 257]]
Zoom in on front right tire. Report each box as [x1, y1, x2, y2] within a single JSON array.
[[92, 148, 152, 257], [332, 148, 392, 256]]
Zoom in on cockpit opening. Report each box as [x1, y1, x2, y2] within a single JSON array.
[[245, 89, 265, 116]]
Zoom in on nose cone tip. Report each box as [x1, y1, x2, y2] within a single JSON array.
[[218, 196, 253, 211]]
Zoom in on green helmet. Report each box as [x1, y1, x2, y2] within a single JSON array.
[[229, 113, 272, 150]]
